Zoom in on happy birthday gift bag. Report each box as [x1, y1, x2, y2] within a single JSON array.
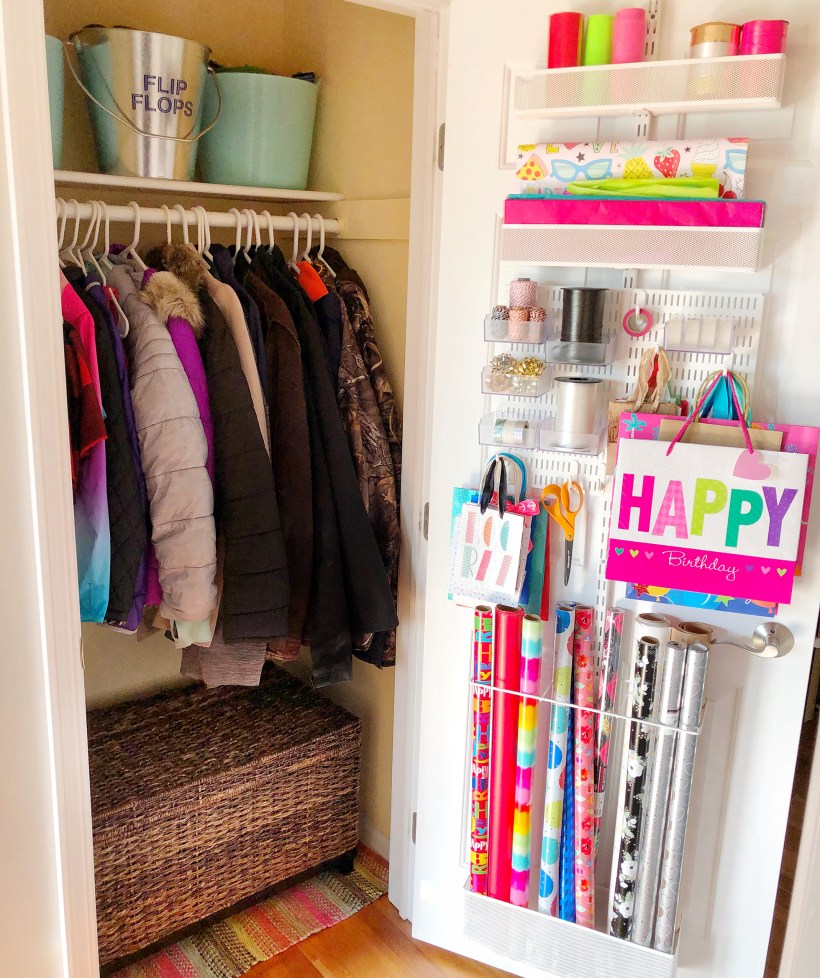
[[606, 439, 808, 604]]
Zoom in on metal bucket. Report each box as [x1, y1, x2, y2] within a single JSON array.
[[67, 27, 220, 180]]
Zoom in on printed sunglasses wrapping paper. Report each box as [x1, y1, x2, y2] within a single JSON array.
[[616, 413, 820, 612], [606, 438, 808, 604], [515, 138, 748, 199]]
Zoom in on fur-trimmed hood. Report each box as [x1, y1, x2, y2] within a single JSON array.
[[141, 269, 205, 336], [144, 242, 209, 296]]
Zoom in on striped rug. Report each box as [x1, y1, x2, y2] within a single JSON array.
[[111, 848, 388, 978]]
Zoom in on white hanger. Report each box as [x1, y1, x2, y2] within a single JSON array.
[[313, 213, 336, 278], [241, 207, 255, 264], [287, 211, 301, 271], [126, 201, 147, 270], [100, 201, 114, 271], [78, 200, 101, 275], [173, 203, 194, 252], [95, 201, 130, 337], [161, 204, 173, 244], [194, 205, 213, 263], [229, 207, 243, 258], [300, 212, 313, 262], [55, 198, 68, 266], [63, 199, 84, 268], [260, 210, 275, 251]]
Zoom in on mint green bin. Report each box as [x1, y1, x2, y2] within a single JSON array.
[[45, 36, 64, 168], [198, 72, 318, 190]]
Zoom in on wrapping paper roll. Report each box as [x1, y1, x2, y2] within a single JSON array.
[[635, 613, 672, 715], [538, 602, 575, 914], [488, 604, 524, 902], [672, 622, 714, 650], [595, 608, 624, 857], [510, 615, 543, 906], [559, 705, 576, 922], [654, 643, 709, 953], [631, 640, 687, 946], [610, 636, 659, 939], [573, 606, 596, 928], [470, 606, 494, 894]]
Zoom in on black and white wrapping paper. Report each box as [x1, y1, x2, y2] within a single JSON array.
[[609, 636, 659, 939], [631, 640, 688, 947]]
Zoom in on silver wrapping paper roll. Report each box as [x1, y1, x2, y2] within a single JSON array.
[[653, 642, 709, 953], [630, 640, 687, 947]]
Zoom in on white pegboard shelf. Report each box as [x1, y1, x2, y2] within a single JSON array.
[[512, 53, 785, 120], [500, 224, 763, 273]]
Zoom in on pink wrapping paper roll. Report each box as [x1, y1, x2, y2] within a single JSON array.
[[573, 605, 596, 928]]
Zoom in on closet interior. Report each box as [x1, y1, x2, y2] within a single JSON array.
[[45, 0, 415, 964]]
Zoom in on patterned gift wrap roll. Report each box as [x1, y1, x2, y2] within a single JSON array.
[[631, 640, 687, 946], [538, 602, 575, 915], [559, 703, 576, 922], [654, 642, 709, 953], [610, 636, 659, 939], [470, 605, 494, 894], [510, 614, 544, 906], [594, 608, 624, 859], [488, 605, 524, 902], [573, 606, 596, 928]]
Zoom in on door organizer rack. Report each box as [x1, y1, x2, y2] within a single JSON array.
[[511, 53, 785, 120]]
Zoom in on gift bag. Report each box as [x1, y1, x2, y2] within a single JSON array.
[[607, 347, 679, 442], [607, 375, 809, 604]]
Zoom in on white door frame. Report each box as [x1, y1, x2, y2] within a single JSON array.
[[2, 0, 449, 974]]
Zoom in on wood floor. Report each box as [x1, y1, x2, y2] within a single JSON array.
[[245, 895, 512, 978]]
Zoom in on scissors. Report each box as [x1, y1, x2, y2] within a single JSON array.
[[541, 480, 584, 586]]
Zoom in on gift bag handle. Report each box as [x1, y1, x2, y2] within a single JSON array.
[[666, 370, 754, 457]]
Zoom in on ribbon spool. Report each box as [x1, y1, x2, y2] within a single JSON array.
[[623, 307, 653, 338], [561, 287, 606, 344], [493, 418, 530, 447]]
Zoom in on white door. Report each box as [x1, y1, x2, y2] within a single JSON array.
[[410, 3, 820, 978]]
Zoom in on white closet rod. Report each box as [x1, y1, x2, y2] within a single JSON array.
[[55, 199, 342, 235]]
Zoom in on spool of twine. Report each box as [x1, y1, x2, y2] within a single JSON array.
[[509, 307, 529, 342], [510, 278, 538, 308]]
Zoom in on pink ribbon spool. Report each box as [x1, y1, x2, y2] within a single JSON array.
[[740, 20, 788, 55], [623, 307, 653, 337]]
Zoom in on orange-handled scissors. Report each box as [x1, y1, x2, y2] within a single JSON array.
[[541, 480, 584, 586]]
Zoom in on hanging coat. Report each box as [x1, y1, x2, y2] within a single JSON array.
[[107, 260, 217, 624]]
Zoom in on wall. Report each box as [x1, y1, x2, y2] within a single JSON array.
[[45, 0, 414, 855]]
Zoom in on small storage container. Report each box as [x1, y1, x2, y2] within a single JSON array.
[[199, 69, 319, 189], [45, 36, 64, 168]]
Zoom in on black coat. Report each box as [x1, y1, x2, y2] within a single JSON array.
[[198, 291, 289, 641], [251, 249, 398, 686]]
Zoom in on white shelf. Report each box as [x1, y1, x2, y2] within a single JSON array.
[[500, 224, 763, 273], [513, 53, 785, 120], [54, 169, 343, 203]]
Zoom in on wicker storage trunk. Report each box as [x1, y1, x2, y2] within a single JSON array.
[[87, 667, 361, 965]]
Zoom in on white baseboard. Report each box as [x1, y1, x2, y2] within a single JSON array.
[[359, 820, 390, 860]]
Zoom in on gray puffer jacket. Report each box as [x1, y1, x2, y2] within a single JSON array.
[[108, 260, 217, 622]]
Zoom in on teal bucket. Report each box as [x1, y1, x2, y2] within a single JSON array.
[[198, 72, 318, 190], [45, 35, 64, 168]]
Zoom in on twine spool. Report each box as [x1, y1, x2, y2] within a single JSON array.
[[492, 305, 510, 320], [529, 307, 546, 323], [509, 307, 529, 342], [510, 278, 538, 308]]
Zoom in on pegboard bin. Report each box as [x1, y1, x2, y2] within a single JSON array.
[[485, 314, 551, 346], [482, 364, 553, 398], [511, 53, 785, 119], [479, 412, 540, 450], [662, 315, 738, 356], [539, 418, 607, 457], [500, 224, 763, 273], [545, 334, 617, 366]]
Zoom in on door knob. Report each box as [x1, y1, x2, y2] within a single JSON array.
[[714, 622, 795, 659]]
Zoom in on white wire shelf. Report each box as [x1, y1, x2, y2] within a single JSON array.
[[513, 53, 785, 119], [54, 169, 343, 203], [500, 224, 763, 273]]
